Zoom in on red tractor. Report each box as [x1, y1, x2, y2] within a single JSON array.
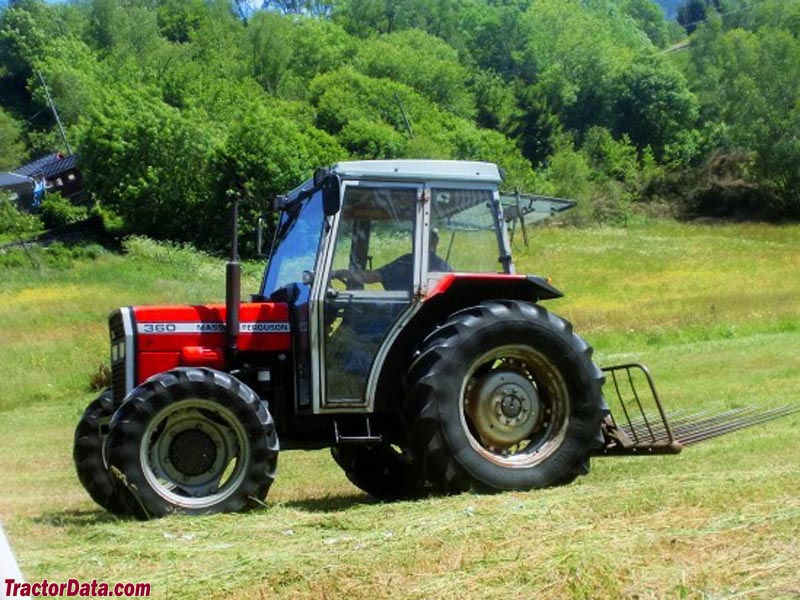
[[74, 160, 790, 518]]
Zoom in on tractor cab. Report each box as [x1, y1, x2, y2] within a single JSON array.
[[260, 161, 516, 415]]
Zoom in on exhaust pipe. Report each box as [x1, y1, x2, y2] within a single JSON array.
[[226, 194, 241, 367]]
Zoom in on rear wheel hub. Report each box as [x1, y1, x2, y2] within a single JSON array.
[[466, 369, 542, 449]]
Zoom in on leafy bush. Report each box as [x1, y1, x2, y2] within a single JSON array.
[[79, 88, 218, 247], [0, 196, 42, 236], [89, 202, 125, 233], [40, 195, 88, 228]]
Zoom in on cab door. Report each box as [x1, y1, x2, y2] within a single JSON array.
[[316, 183, 423, 407]]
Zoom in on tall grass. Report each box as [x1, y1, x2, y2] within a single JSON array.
[[0, 222, 798, 599], [513, 221, 800, 350]]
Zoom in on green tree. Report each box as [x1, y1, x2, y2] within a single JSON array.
[[0, 0, 51, 80], [0, 107, 25, 170], [33, 36, 105, 127], [352, 30, 475, 118], [519, 0, 645, 131], [686, 22, 800, 216], [249, 11, 295, 95], [621, 0, 673, 47], [78, 87, 218, 245], [332, 0, 460, 41], [678, 0, 723, 33], [156, 0, 209, 43], [458, 0, 530, 79], [212, 102, 344, 253], [509, 85, 559, 167], [611, 55, 698, 161]]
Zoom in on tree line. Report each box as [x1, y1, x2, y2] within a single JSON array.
[[1, 0, 798, 254]]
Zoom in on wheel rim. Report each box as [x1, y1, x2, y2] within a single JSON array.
[[139, 398, 250, 509], [460, 344, 570, 468]]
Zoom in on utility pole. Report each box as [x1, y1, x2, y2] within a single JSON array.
[[36, 69, 73, 155]]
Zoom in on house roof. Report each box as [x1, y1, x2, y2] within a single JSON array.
[[14, 153, 79, 179], [0, 172, 34, 195]]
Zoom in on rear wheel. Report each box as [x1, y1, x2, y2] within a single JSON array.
[[73, 389, 128, 515], [405, 301, 606, 494], [107, 368, 278, 519], [331, 443, 427, 501]]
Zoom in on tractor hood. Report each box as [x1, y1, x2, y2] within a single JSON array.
[[110, 303, 291, 390]]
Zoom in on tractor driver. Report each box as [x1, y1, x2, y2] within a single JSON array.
[[332, 229, 452, 291]]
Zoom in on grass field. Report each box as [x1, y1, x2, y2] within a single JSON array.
[[0, 221, 798, 599]]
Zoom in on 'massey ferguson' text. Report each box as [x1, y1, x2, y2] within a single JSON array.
[[4, 578, 151, 598]]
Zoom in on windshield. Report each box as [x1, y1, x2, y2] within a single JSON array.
[[261, 189, 325, 298]]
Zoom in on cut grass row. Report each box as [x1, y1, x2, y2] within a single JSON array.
[[2, 363, 797, 599], [0, 220, 798, 599]]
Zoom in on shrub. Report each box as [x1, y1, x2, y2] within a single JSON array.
[[0, 196, 42, 236], [88, 363, 111, 392], [40, 195, 88, 228]]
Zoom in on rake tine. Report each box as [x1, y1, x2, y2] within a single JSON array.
[[620, 427, 670, 445], [665, 407, 747, 427], [621, 406, 792, 445], [679, 405, 800, 445], [624, 407, 728, 432], [672, 409, 778, 441], [670, 408, 761, 435]]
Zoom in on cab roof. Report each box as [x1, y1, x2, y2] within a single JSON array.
[[281, 160, 503, 206], [331, 160, 503, 184]]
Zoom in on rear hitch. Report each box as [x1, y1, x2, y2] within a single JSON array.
[[594, 363, 800, 457]]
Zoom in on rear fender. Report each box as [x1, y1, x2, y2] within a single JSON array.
[[370, 274, 562, 412], [426, 273, 563, 303]]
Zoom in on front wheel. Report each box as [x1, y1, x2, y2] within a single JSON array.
[[107, 368, 278, 519], [73, 389, 129, 515], [404, 301, 606, 494]]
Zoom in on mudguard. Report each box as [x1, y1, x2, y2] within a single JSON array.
[[426, 273, 563, 303]]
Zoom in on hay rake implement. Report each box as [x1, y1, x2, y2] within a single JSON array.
[[596, 363, 800, 456]]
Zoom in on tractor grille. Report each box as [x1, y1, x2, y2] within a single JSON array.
[[109, 310, 126, 340], [111, 360, 126, 404]]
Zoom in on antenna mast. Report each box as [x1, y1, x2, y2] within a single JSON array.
[[36, 70, 73, 155]]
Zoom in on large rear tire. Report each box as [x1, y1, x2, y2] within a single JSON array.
[[404, 301, 606, 494], [107, 368, 278, 519], [330, 443, 427, 501], [73, 389, 129, 515]]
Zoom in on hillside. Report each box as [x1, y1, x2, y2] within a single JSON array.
[[1, 221, 798, 598]]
